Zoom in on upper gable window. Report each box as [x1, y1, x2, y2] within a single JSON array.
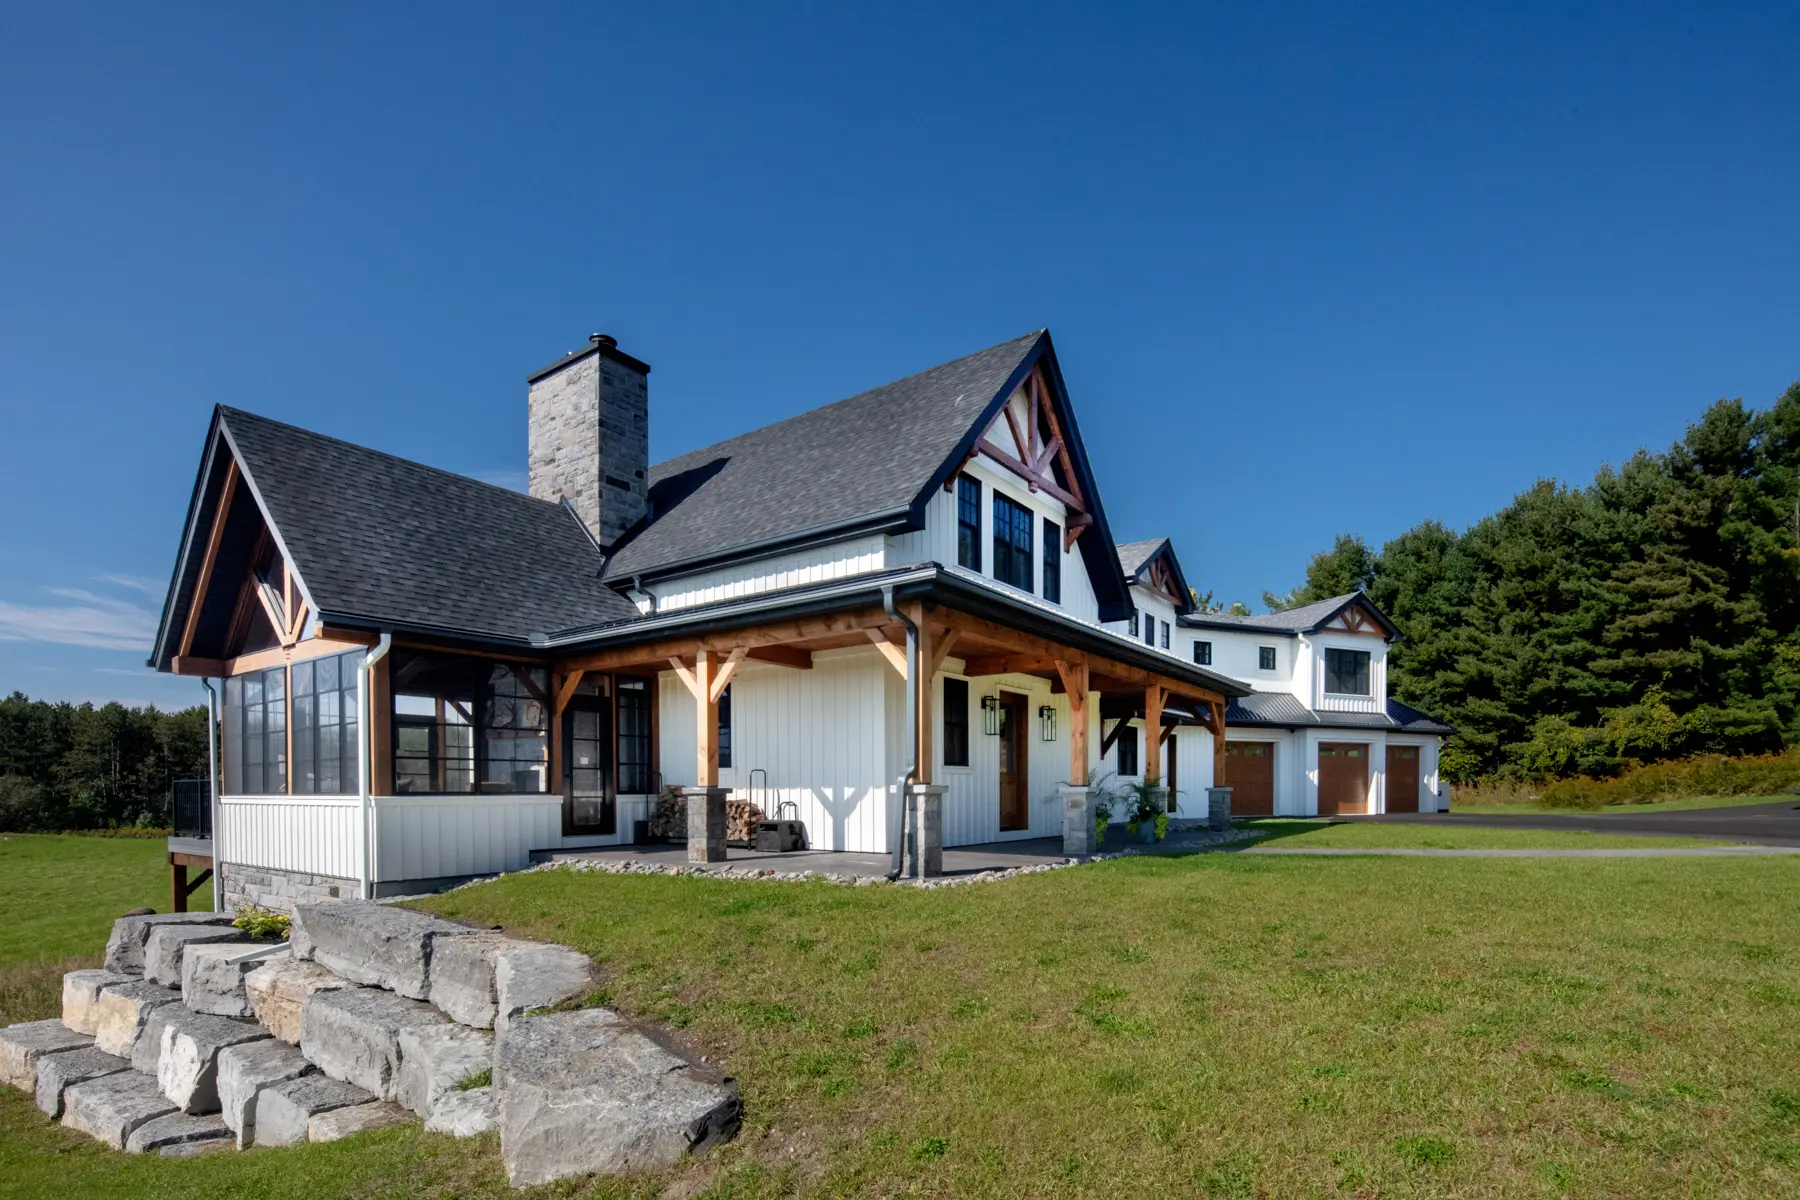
[[1194, 640, 1212, 666], [1129, 611, 1140, 638], [1324, 648, 1371, 695], [1258, 646, 1277, 671], [1160, 621, 1170, 651], [992, 493, 1033, 591], [1144, 615, 1156, 647], [956, 476, 982, 572], [1041, 519, 1061, 604]]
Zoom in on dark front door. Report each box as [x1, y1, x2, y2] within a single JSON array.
[[1386, 745, 1420, 813], [1317, 743, 1368, 815], [998, 691, 1029, 831], [563, 694, 616, 836]]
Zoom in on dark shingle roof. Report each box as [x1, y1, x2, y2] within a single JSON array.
[[603, 332, 1046, 581], [1184, 591, 1399, 638], [219, 408, 641, 643], [1116, 539, 1165, 577], [1224, 690, 1453, 734]]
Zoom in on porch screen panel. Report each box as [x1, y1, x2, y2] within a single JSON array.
[[387, 649, 547, 794], [223, 666, 286, 795], [293, 651, 360, 794], [616, 677, 653, 794]]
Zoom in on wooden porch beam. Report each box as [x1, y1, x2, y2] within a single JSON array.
[[866, 629, 908, 677], [694, 650, 719, 787], [554, 606, 889, 675], [747, 646, 812, 670], [178, 458, 239, 659], [1144, 685, 1164, 785], [1055, 657, 1090, 787], [908, 601, 934, 784], [709, 648, 746, 703], [960, 653, 1059, 678], [928, 628, 961, 678]]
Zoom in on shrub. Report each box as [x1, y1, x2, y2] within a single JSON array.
[[233, 904, 291, 941], [1454, 749, 1800, 810]]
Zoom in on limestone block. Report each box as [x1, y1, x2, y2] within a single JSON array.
[[425, 1085, 498, 1138], [0, 1019, 92, 1090], [429, 933, 592, 1030], [103, 910, 234, 975], [245, 955, 350, 1043], [309, 1100, 414, 1142], [61, 969, 136, 1035], [144, 923, 246, 988], [61, 1070, 177, 1150], [291, 900, 477, 1000], [253, 1074, 375, 1147], [91, 981, 182, 1058], [142, 1007, 270, 1113], [125, 1111, 232, 1155], [218, 1038, 315, 1147], [496, 1009, 742, 1188], [182, 942, 270, 1017], [35, 1045, 128, 1117], [396, 1023, 493, 1117], [299, 986, 449, 1100]]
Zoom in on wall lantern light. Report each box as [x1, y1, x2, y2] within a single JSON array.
[[1039, 704, 1058, 742], [981, 695, 1001, 736]]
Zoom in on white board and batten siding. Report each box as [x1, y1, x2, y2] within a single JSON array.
[[931, 668, 1092, 845], [219, 794, 360, 881], [650, 536, 888, 613], [660, 647, 893, 853]]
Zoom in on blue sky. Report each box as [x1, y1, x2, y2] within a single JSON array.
[[1, 3, 1796, 710]]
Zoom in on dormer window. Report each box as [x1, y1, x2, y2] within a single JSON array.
[[1324, 648, 1371, 695]]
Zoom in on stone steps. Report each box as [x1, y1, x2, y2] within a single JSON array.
[[2, 899, 739, 1183]]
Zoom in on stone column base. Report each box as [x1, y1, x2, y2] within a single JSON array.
[[907, 784, 946, 877], [682, 787, 731, 863], [1060, 785, 1095, 858], [1206, 786, 1233, 831]]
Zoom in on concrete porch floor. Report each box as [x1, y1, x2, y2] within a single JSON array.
[[531, 821, 1231, 879]]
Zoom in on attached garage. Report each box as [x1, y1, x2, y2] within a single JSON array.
[[1385, 745, 1420, 812], [1317, 742, 1369, 815], [1220, 741, 1275, 815]]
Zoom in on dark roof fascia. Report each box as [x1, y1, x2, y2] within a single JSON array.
[[548, 564, 1248, 698], [1308, 591, 1404, 641], [311, 610, 552, 659], [902, 332, 1133, 623], [1127, 538, 1196, 617], [526, 340, 652, 383], [1181, 616, 1300, 638], [602, 507, 915, 588], [213, 417, 323, 624], [149, 408, 228, 669]]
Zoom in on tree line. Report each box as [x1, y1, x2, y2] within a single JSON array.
[[1258, 379, 1800, 782], [0, 692, 209, 831]]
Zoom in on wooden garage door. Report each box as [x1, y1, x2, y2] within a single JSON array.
[[1386, 745, 1420, 813], [1220, 742, 1275, 815], [1317, 743, 1369, 815]]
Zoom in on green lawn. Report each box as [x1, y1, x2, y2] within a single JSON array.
[[1451, 793, 1795, 816], [5, 837, 1800, 1196], [1240, 820, 1726, 850]]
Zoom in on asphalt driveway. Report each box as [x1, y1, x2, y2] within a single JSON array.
[[1355, 799, 1800, 847]]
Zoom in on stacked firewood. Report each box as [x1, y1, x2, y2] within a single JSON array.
[[645, 785, 766, 842]]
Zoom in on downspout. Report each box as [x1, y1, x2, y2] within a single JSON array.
[[201, 678, 222, 914], [358, 632, 393, 901], [883, 586, 918, 880]]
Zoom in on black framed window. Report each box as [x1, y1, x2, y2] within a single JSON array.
[[1117, 723, 1139, 776], [718, 683, 732, 769], [1194, 640, 1212, 666], [1041, 520, 1061, 604], [1160, 621, 1170, 650], [992, 493, 1034, 590], [1324, 648, 1372, 695], [388, 650, 547, 794], [1258, 646, 1277, 671], [943, 677, 970, 767], [293, 651, 359, 795], [1129, 611, 1140, 638], [616, 676, 654, 794], [223, 666, 286, 795], [1144, 614, 1156, 647], [956, 475, 982, 571]]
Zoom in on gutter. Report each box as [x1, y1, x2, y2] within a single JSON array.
[[201, 677, 222, 914], [358, 632, 393, 900]]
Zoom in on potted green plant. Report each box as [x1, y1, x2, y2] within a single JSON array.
[[1121, 779, 1163, 844], [1093, 794, 1113, 849]]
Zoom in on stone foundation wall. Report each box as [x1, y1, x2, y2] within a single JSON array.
[[221, 863, 357, 914]]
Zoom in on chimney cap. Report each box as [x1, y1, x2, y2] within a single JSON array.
[[589, 333, 617, 349], [527, 332, 651, 382]]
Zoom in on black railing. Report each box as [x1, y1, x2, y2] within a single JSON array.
[[172, 778, 212, 840]]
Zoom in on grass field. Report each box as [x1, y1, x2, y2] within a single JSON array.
[[4, 836, 1800, 1197], [1450, 793, 1795, 816], [1241, 820, 1725, 850]]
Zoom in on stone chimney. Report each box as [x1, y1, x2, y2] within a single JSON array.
[[527, 333, 651, 552]]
